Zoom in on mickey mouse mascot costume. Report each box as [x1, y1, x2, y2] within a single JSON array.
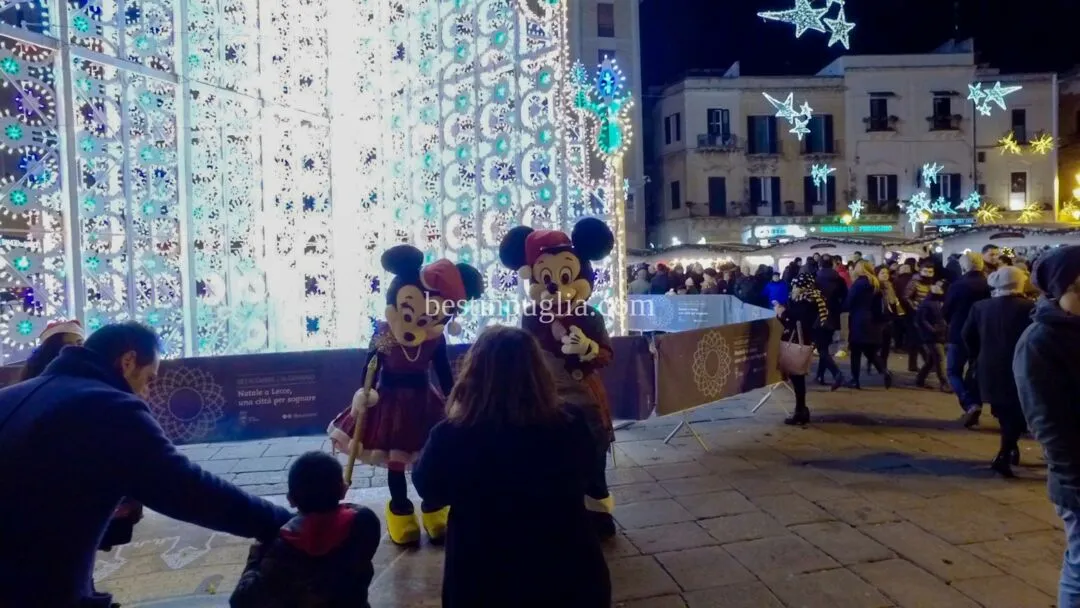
[[329, 245, 484, 546], [499, 217, 617, 539]]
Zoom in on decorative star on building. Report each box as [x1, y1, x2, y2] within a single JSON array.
[[763, 92, 800, 122], [758, 0, 829, 38], [967, 83, 986, 106], [975, 203, 1002, 224], [921, 162, 944, 186], [1030, 133, 1055, 155], [999, 132, 1022, 155], [798, 101, 814, 117], [931, 197, 956, 215], [905, 191, 933, 230], [848, 199, 864, 220], [789, 116, 811, 140], [957, 191, 982, 212], [981, 81, 1023, 113], [810, 164, 836, 188], [823, 7, 855, 49]]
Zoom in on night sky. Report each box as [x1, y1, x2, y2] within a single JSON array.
[[640, 0, 1080, 90]]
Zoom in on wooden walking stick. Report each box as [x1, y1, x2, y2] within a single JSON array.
[[344, 356, 379, 487]]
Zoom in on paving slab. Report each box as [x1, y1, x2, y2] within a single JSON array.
[[723, 534, 839, 578], [751, 493, 835, 526], [625, 522, 719, 555], [655, 545, 755, 592], [852, 559, 979, 608], [698, 511, 789, 545], [659, 475, 732, 497], [763, 567, 894, 608], [615, 499, 697, 530], [861, 522, 1003, 582], [789, 521, 895, 565], [608, 556, 681, 602], [675, 490, 757, 519], [683, 581, 784, 608], [952, 575, 1056, 608]]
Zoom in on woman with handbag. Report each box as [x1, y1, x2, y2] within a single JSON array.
[[775, 274, 833, 425]]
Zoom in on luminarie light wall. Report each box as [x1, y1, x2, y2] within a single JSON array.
[[0, 0, 628, 361]]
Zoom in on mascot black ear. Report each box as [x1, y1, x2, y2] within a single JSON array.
[[499, 225, 535, 281], [381, 245, 424, 278], [571, 217, 615, 262], [456, 263, 485, 301]]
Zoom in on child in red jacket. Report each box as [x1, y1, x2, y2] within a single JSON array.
[[230, 452, 380, 608]]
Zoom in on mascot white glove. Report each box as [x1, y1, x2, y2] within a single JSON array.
[[561, 325, 600, 362], [350, 388, 379, 418]]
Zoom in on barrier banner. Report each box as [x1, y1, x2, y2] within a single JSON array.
[[1, 335, 656, 445], [653, 318, 783, 416], [627, 295, 773, 333]]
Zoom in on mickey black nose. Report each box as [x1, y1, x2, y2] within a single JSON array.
[[546, 282, 558, 294], [403, 332, 416, 342]]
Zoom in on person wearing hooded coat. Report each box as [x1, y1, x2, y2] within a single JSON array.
[[963, 266, 1034, 478], [1013, 245, 1080, 608]]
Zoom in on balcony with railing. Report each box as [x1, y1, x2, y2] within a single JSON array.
[[927, 114, 963, 131], [863, 115, 899, 132], [799, 139, 840, 158], [696, 133, 741, 153]]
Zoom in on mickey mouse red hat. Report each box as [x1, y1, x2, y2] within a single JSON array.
[[40, 319, 84, 342]]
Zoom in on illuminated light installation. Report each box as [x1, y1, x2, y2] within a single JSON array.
[[810, 164, 835, 188], [823, 7, 856, 49], [763, 92, 814, 141], [1030, 133, 1055, 155], [1018, 202, 1044, 224], [0, 0, 627, 360], [968, 81, 1022, 116], [931, 197, 956, 215], [976, 203, 1003, 224], [904, 192, 933, 231], [758, 0, 829, 38], [847, 200, 864, 221], [921, 162, 944, 185], [999, 132, 1023, 155], [958, 192, 983, 212]]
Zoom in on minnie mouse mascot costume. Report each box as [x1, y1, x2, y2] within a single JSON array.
[[329, 245, 484, 546], [499, 217, 617, 539]]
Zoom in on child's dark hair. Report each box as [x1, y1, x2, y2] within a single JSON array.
[[288, 451, 344, 513]]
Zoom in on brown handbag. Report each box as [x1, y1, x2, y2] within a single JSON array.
[[778, 321, 815, 376]]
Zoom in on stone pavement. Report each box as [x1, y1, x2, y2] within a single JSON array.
[[98, 373, 1063, 607]]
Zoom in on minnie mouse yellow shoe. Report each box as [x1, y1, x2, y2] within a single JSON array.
[[421, 506, 450, 544], [385, 501, 421, 546]]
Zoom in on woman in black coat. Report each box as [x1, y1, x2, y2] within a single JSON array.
[[776, 273, 834, 425], [963, 266, 1035, 478], [412, 326, 610, 608], [843, 261, 894, 389]]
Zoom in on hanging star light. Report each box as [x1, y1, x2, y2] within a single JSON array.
[[921, 162, 944, 185], [931, 197, 956, 215], [847, 199, 864, 220], [981, 81, 1023, 113], [905, 191, 933, 230], [999, 132, 1022, 155], [789, 117, 811, 139], [967, 83, 986, 107], [957, 191, 982, 212], [758, 0, 829, 38], [975, 203, 1002, 224], [1030, 133, 1055, 155], [810, 164, 836, 188], [763, 92, 800, 122], [1018, 202, 1044, 224], [823, 7, 855, 49]]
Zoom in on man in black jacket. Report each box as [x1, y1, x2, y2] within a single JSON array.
[[816, 257, 848, 332], [0, 322, 292, 607], [1014, 245, 1080, 608], [943, 252, 991, 426]]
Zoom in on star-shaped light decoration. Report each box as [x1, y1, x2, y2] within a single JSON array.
[[967, 83, 986, 106], [763, 92, 800, 121], [931, 197, 956, 215], [1030, 133, 1055, 155], [981, 82, 1023, 113], [848, 199, 864, 221], [999, 132, 1022, 155], [758, 0, 829, 38], [976, 203, 1002, 224], [905, 191, 933, 230], [810, 164, 836, 188], [957, 191, 982, 212], [823, 7, 855, 49], [921, 162, 944, 186], [1018, 202, 1043, 224], [789, 117, 811, 139]]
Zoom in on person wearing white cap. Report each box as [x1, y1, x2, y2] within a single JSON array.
[[19, 319, 85, 381]]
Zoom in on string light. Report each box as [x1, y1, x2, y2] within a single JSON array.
[[999, 132, 1022, 155], [823, 7, 855, 49], [957, 192, 982, 212], [758, 0, 829, 38], [847, 199, 864, 220], [1030, 133, 1055, 155], [921, 162, 944, 185], [905, 191, 932, 230], [1018, 202, 1044, 224], [931, 197, 956, 215], [968, 81, 1022, 116], [763, 92, 814, 141], [976, 203, 1003, 224], [810, 164, 835, 188]]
